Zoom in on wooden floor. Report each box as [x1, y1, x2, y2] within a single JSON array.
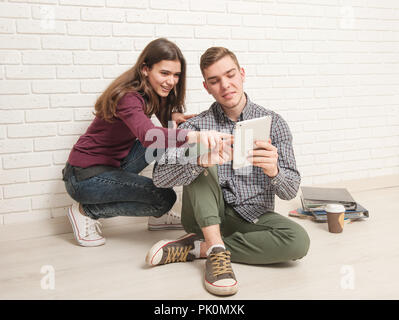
[[1, 175, 398, 300]]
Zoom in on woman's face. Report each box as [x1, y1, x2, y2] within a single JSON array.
[[143, 60, 181, 98]]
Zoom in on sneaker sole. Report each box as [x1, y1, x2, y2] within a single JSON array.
[[67, 207, 105, 247], [147, 224, 184, 231], [145, 233, 196, 266], [204, 279, 238, 296]]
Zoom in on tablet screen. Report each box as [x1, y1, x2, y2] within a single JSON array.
[[233, 116, 272, 170]]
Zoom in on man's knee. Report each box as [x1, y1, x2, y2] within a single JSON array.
[[184, 167, 219, 198], [182, 168, 223, 217], [289, 223, 310, 261]]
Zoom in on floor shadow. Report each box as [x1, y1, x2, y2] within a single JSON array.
[[234, 260, 298, 269]]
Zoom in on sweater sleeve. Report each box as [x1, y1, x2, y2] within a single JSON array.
[[116, 92, 190, 148]]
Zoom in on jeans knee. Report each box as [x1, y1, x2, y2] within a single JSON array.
[[156, 187, 176, 215]]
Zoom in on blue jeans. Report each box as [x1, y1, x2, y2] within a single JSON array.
[[64, 140, 176, 220]]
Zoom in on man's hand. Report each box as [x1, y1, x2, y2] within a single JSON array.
[[197, 137, 233, 168], [247, 139, 279, 178]]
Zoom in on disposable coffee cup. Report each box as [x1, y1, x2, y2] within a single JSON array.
[[325, 204, 345, 233]]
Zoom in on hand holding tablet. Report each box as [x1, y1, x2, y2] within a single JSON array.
[[196, 115, 277, 177], [247, 138, 279, 178], [232, 116, 273, 170]]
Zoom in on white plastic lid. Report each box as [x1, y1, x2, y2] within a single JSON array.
[[325, 203, 345, 213]]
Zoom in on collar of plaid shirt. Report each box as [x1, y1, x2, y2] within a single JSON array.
[[213, 92, 254, 124]]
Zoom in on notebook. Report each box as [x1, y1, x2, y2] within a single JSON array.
[[300, 186, 357, 211]]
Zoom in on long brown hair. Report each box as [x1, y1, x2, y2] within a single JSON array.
[[94, 38, 186, 127]]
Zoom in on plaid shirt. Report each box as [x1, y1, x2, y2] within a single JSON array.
[[152, 94, 301, 223]]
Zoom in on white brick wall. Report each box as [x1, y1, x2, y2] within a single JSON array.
[[1, 0, 399, 225]]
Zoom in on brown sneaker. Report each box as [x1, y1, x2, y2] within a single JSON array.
[[145, 233, 200, 266], [204, 247, 238, 296]]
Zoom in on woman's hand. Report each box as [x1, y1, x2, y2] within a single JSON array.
[[197, 137, 234, 168], [186, 130, 233, 150], [171, 112, 197, 128]]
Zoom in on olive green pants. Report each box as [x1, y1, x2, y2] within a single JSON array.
[[181, 166, 310, 265]]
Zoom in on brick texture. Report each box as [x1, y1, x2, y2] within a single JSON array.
[[0, 0, 398, 224]]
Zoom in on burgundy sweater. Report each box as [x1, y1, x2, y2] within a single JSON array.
[[68, 92, 190, 168]]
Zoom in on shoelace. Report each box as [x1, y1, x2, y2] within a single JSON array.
[[210, 251, 234, 277], [165, 210, 181, 224], [85, 218, 103, 238], [164, 245, 192, 264]]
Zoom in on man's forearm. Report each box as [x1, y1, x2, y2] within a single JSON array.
[[152, 145, 206, 188], [270, 166, 301, 200], [153, 162, 204, 188]]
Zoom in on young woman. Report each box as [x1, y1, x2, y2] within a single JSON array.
[[62, 38, 231, 247]]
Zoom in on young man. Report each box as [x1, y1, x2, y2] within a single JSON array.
[[145, 47, 310, 296]]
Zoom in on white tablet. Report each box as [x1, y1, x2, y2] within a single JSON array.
[[233, 115, 272, 170]]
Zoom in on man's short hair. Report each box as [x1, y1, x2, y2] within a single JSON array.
[[200, 47, 241, 77]]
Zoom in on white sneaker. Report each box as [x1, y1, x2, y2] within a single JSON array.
[[67, 202, 106, 247], [147, 210, 184, 231]]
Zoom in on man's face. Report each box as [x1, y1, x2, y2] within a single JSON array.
[[202, 55, 246, 111]]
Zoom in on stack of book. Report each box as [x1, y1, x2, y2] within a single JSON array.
[[289, 186, 369, 222]]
